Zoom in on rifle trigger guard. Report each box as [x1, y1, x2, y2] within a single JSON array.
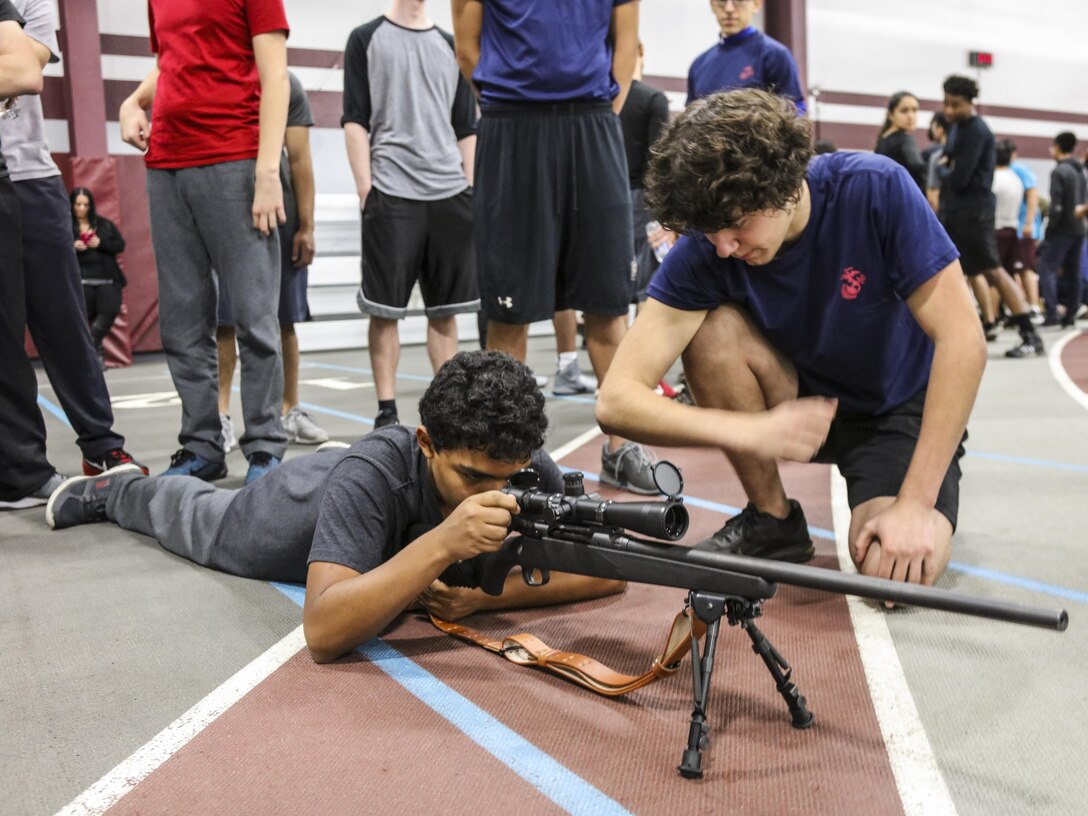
[[523, 566, 550, 587]]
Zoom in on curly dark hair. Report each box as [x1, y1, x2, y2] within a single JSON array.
[[644, 89, 812, 233], [418, 350, 547, 462], [942, 75, 978, 102]]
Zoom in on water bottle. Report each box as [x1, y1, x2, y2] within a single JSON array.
[[645, 220, 673, 263]]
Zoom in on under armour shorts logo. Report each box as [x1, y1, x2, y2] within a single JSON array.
[[497, 296, 513, 309]]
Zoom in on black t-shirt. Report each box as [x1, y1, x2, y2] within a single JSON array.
[[939, 115, 996, 214], [0, 0, 26, 182], [308, 425, 563, 574], [619, 79, 669, 188]]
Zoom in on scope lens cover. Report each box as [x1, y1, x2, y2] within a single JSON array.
[[652, 461, 684, 497]]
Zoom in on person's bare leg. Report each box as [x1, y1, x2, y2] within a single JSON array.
[[368, 317, 400, 402], [426, 315, 459, 374], [281, 323, 299, 414], [486, 320, 529, 362], [983, 266, 1029, 316], [969, 275, 995, 324], [216, 325, 237, 415], [1022, 270, 1041, 310], [681, 306, 799, 518], [554, 309, 578, 355], [582, 312, 630, 452]]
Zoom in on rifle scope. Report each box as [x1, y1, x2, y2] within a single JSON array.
[[503, 484, 689, 542]]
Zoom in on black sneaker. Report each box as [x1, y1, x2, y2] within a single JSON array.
[[46, 464, 144, 529], [694, 500, 814, 563], [1004, 333, 1045, 358], [374, 408, 399, 429]]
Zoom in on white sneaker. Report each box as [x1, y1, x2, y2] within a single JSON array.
[[528, 370, 548, 389], [220, 414, 236, 452], [0, 472, 66, 511], [283, 405, 329, 444]]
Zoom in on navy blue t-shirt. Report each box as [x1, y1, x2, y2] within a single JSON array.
[[687, 27, 805, 113], [647, 153, 959, 415], [474, 0, 632, 104]]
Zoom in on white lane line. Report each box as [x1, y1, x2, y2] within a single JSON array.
[[55, 626, 306, 816], [830, 470, 957, 816], [549, 426, 603, 463], [1047, 329, 1088, 412]]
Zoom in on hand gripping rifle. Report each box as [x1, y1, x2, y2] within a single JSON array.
[[450, 464, 1068, 780]]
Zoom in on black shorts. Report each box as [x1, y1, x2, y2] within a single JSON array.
[[357, 187, 479, 320], [811, 389, 966, 529], [475, 102, 635, 324], [941, 208, 1000, 276], [995, 227, 1023, 272]]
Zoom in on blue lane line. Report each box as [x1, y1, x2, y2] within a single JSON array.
[[37, 394, 72, 428], [270, 582, 632, 816], [964, 450, 1088, 474], [946, 562, 1088, 605]]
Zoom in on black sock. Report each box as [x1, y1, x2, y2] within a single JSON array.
[[1012, 313, 1034, 337], [378, 399, 397, 416]]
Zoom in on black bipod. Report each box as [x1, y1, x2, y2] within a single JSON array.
[[677, 590, 814, 780]]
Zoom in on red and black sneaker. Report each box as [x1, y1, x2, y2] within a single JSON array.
[[82, 448, 150, 476]]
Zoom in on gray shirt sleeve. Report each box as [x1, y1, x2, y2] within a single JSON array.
[[286, 71, 314, 128], [926, 147, 943, 191], [14, 0, 58, 62]]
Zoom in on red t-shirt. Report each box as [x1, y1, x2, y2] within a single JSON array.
[[145, 0, 289, 169]]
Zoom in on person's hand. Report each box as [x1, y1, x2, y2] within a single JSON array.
[[292, 228, 315, 268], [357, 184, 372, 212], [252, 170, 286, 236], [74, 239, 87, 251], [937, 155, 949, 166], [119, 99, 150, 151], [438, 490, 519, 563], [416, 579, 490, 621], [1023, 224, 1034, 240], [746, 397, 837, 461], [87, 234, 101, 249], [854, 498, 941, 589], [647, 225, 676, 251]]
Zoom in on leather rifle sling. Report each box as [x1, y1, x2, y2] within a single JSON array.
[[428, 609, 707, 697]]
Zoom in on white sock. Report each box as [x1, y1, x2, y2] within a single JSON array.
[[558, 351, 578, 371]]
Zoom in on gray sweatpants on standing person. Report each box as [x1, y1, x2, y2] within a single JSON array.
[[147, 159, 287, 463], [106, 449, 349, 582]]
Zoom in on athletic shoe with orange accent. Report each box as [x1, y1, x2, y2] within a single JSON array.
[[82, 448, 149, 476]]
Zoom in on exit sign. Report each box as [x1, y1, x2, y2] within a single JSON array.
[[969, 51, 994, 68]]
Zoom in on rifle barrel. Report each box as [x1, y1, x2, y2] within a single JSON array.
[[615, 540, 1069, 632]]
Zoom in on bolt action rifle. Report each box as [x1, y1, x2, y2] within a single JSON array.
[[438, 464, 1068, 780]]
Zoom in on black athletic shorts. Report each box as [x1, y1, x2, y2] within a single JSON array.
[[475, 102, 636, 324], [810, 388, 967, 529], [940, 208, 1001, 276], [357, 186, 479, 320]]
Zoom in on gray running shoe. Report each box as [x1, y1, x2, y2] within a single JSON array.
[[0, 471, 66, 511], [220, 414, 236, 452], [46, 464, 143, 529], [552, 359, 597, 395], [283, 405, 329, 444], [600, 441, 661, 495], [528, 370, 548, 389]]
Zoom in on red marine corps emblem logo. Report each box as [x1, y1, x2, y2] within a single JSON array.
[[739, 65, 755, 81], [840, 266, 865, 300]]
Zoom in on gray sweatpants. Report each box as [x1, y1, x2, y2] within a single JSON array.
[[106, 450, 349, 583], [147, 160, 287, 462]]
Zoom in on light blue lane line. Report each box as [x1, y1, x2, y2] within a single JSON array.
[[946, 562, 1088, 605], [37, 394, 71, 427], [965, 450, 1088, 474], [270, 582, 632, 816]]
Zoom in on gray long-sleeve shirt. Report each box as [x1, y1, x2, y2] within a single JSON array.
[[1046, 157, 1087, 238]]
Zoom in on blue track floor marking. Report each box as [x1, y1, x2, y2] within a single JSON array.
[[37, 394, 71, 427], [946, 562, 1088, 605], [964, 450, 1088, 474], [271, 582, 632, 816]]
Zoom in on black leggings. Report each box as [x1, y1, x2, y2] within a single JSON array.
[[83, 282, 122, 346]]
